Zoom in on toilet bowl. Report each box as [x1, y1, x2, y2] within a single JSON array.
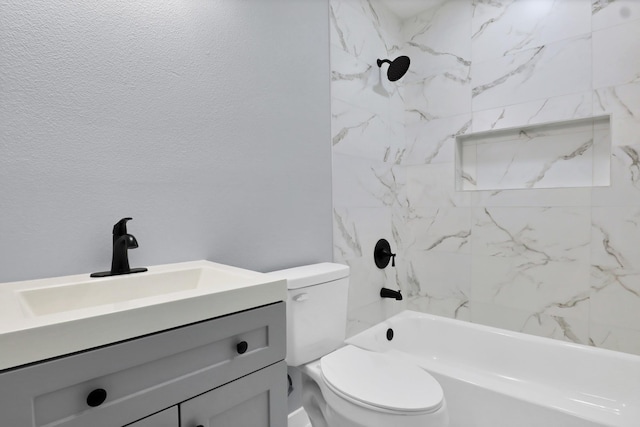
[[268, 263, 449, 427], [299, 345, 448, 427]]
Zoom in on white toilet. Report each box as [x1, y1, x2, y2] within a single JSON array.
[[269, 263, 449, 427]]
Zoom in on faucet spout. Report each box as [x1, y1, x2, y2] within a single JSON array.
[[112, 217, 133, 244], [380, 287, 403, 300]]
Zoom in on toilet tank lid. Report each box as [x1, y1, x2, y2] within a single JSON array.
[[267, 263, 349, 290]]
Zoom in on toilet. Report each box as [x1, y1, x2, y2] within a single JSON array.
[[268, 263, 449, 427]]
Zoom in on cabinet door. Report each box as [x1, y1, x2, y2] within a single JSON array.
[[125, 407, 178, 427], [181, 361, 287, 427]]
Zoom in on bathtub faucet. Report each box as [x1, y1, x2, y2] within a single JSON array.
[[380, 287, 403, 300]]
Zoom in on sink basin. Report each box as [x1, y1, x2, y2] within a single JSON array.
[[17, 267, 254, 317], [0, 260, 287, 371]]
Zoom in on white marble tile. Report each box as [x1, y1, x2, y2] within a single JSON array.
[[593, 127, 612, 187], [331, 98, 405, 163], [589, 322, 640, 356], [590, 268, 640, 330], [400, 46, 468, 89], [331, 47, 407, 115], [346, 299, 386, 338], [593, 20, 640, 89], [457, 136, 477, 191], [592, 0, 640, 31], [346, 290, 407, 338], [405, 163, 472, 208], [330, 0, 403, 64], [460, 116, 611, 191], [527, 316, 589, 345], [404, 251, 472, 297], [470, 186, 592, 208], [333, 206, 393, 263], [406, 294, 471, 321], [471, 207, 591, 314], [403, 113, 471, 166], [344, 256, 390, 313], [401, 0, 472, 77], [472, 92, 593, 133], [330, 46, 375, 102], [471, 254, 591, 315], [471, 0, 591, 64], [590, 207, 640, 329], [404, 67, 472, 122], [398, 206, 472, 254], [481, 132, 596, 190], [470, 301, 589, 345], [472, 35, 591, 112], [472, 207, 591, 259], [470, 301, 529, 330], [592, 144, 640, 206], [333, 154, 405, 208], [392, 214, 471, 313], [594, 82, 640, 147]]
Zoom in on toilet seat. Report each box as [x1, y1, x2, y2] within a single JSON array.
[[320, 345, 444, 414]]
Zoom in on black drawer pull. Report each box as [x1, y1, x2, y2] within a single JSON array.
[[86, 388, 107, 407], [236, 341, 248, 354]]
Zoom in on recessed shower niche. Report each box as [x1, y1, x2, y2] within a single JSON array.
[[455, 116, 611, 191]]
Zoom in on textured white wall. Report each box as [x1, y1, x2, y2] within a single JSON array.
[[0, 0, 332, 282]]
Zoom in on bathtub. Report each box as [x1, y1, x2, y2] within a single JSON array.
[[345, 310, 640, 427]]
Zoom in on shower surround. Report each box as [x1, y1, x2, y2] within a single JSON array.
[[331, 0, 640, 355]]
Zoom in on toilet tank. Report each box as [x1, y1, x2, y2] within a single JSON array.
[[267, 263, 349, 366]]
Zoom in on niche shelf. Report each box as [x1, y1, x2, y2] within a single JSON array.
[[455, 115, 611, 191]]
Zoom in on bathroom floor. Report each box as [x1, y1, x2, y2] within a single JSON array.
[[288, 407, 312, 427]]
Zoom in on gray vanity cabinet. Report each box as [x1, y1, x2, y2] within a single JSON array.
[[125, 407, 179, 427], [0, 302, 286, 427], [181, 361, 286, 427]]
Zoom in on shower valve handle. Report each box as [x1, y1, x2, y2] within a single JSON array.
[[374, 239, 396, 268]]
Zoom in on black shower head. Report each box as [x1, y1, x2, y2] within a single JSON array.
[[377, 55, 410, 82]]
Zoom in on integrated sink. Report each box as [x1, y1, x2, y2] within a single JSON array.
[[0, 260, 287, 371], [17, 267, 254, 317]]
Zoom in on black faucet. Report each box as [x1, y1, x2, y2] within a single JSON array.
[[91, 218, 148, 277], [380, 287, 403, 300]]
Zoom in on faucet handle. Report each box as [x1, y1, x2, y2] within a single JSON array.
[[374, 239, 396, 269], [112, 217, 133, 236]]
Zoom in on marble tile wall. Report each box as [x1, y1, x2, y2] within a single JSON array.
[[331, 0, 640, 354], [330, 0, 406, 335]]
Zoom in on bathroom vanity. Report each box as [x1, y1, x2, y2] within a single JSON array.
[[0, 261, 288, 426]]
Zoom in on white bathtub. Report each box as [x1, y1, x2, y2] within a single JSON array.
[[345, 310, 640, 427]]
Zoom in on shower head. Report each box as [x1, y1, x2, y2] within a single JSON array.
[[377, 55, 410, 82]]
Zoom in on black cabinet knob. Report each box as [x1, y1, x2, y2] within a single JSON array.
[[236, 341, 248, 354], [86, 388, 107, 407]]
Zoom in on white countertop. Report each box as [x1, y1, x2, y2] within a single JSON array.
[[0, 260, 286, 371]]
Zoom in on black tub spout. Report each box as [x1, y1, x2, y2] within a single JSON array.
[[380, 287, 402, 300]]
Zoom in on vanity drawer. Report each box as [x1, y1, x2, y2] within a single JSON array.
[[125, 406, 178, 427], [0, 302, 285, 427]]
